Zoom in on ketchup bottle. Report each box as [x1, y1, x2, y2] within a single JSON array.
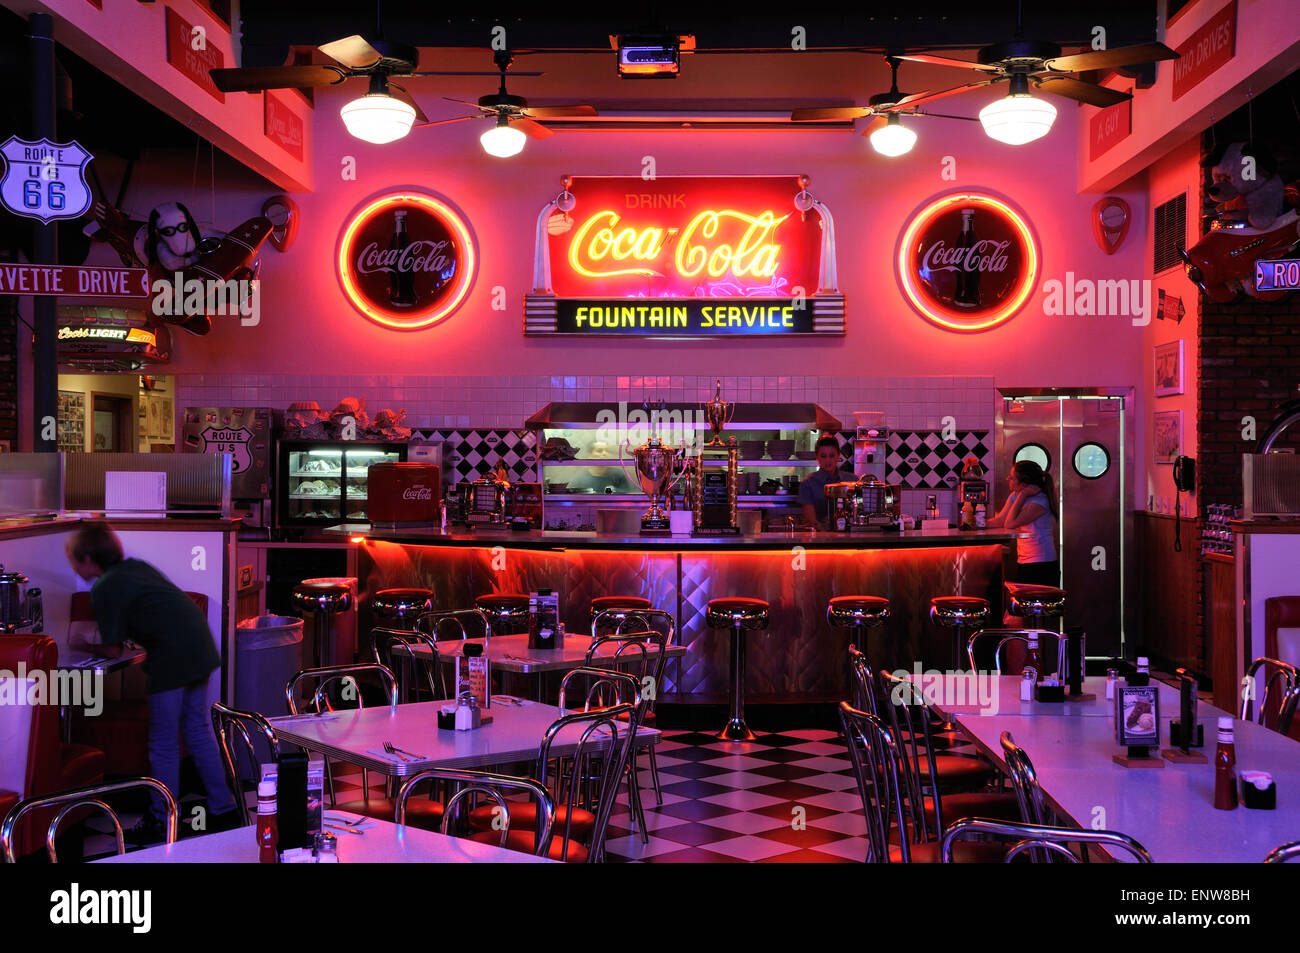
[[1213, 717, 1238, 811], [257, 779, 279, 862]]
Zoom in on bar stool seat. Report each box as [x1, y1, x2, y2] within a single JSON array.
[[590, 595, 652, 631], [293, 583, 353, 668], [475, 593, 530, 636], [372, 588, 434, 630], [930, 596, 991, 672], [1005, 584, 1066, 618], [706, 597, 770, 742], [828, 595, 891, 627]]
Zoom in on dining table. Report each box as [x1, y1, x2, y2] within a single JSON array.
[[267, 696, 660, 778], [905, 673, 1181, 719], [950, 692, 1300, 862], [93, 811, 556, 863]]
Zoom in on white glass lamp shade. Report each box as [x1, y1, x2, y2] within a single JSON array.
[[869, 117, 917, 157], [340, 93, 416, 144], [978, 93, 1057, 145], [480, 118, 526, 157]]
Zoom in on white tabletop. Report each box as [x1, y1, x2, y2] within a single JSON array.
[[954, 707, 1300, 863], [93, 814, 554, 863], [905, 674, 1181, 719], [419, 633, 685, 674], [268, 699, 659, 777]]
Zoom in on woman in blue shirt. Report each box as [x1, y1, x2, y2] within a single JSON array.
[[986, 460, 1058, 586]]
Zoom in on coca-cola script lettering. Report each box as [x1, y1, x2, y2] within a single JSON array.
[[401, 485, 433, 501], [337, 191, 477, 331], [896, 190, 1039, 332]]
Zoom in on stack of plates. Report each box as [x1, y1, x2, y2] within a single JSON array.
[[794, 450, 817, 460], [768, 439, 796, 459], [739, 440, 766, 459]]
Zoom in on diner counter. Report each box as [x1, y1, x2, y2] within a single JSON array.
[[342, 524, 1019, 700], [327, 523, 1022, 551]]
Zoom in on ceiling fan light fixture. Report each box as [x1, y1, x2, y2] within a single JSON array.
[[480, 115, 526, 157], [340, 92, 416, 144], [978, 76, 1056, 145], [869, 114, 917, 157]]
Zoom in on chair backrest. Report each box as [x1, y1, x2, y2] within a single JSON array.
[[0, 635, 59, 802], [591, 606, 675, 643], [584, 628, 668, 716], [1265, 840, 1300, 863], [1242, 657, 1300, 734], [369, 628, 442, 703], [876, 668, 942, 842], [1, 778, 178, 862], [940, 817, 1152, 863], [999, 731, 1050, 825], [966, 628, 1062, 675], [847, 644, 878, 715], [413, 608, 493, 643], [539, 668, 642, 863], [210, 702, 280, 826], [396, 768, 555, 856], [838, 700, 910, 863], [285, 663, 397, 716]]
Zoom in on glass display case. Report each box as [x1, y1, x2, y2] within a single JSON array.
[[276, 440, 405, 527], [525, 402, 843, 530]]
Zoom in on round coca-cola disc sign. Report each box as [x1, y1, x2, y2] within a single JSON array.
[[337, 191, 476, 330], [896, 191, 1039, 332]]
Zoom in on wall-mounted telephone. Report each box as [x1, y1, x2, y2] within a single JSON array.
[[1173, 455, 1195, 551]]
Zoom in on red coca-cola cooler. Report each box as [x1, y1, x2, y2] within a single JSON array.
[[368, 463, 441, 527]]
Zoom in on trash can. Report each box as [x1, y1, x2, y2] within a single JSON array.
[[235, 615, 304, 718], [303, 576, 358, 666]]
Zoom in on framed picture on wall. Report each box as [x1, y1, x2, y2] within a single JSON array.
[[1154, 341, 1184, 396], [1153, 410, 1182, 464], [159, 398, 173, 442]]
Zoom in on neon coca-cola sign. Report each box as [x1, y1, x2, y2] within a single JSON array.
[[336, 191, 476, 330], [896, 191, 1039, 332]]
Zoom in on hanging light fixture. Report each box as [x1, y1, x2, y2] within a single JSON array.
[[480, 114, 526, 157], [340, 76, 416, 145], [978, 74, 1056, 145], [869, 114, 917, 157]]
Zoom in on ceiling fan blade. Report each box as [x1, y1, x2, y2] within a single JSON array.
[[523, 105, 598, 118], [414, 116, 480, 128], [442, 97, 483, 107], [790, 106, 871, 121], [209, 65, 344, 93], [860, 115, 889, 137], [1042, 42, 1178, 74], [318, 35, 382, 69], [893, 80, 997, 110], [514, 117, 556, 140], [387, 83, 428, 124], [908, 111, 981, 122], [1035, 76, 1131, 107], [894, 52, 1001, 73], [410, 70, 545, 77]]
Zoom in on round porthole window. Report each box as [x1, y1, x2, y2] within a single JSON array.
[[1014, 443, 1051, 472], [1073, 442, 1111, 480]]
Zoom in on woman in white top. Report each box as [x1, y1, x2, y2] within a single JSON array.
[[985, 460, 1058, 586]]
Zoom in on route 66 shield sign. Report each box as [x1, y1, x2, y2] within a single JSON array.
[[0, 136, 93, 224], [199, 426, 254, 473]]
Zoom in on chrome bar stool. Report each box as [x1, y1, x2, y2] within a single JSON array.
[[1006, 584, 1066, 632], [706, 597, 770, 742], [372, 587, 434, 631], [929, 596, 990, 671], [475, 593, 530, 636], [590, 596, 652, 633], [828, 596, 890, 653], [292, 582, 353, 668]]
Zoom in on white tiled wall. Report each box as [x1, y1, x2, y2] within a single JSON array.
[[175, 374, 996, 433]]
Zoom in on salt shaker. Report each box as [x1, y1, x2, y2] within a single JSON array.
[[313, 831, 338, 863]]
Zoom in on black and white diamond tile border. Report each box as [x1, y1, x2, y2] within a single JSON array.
[[885, 430, 991, 490], [411, 429, 538, 485]]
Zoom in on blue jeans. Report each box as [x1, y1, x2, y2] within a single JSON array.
[[147, 679, 237, 820]]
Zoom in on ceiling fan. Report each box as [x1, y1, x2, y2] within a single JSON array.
[[418, 50, 599, 157], [791, 56, 981, 156], [209, 35, 543, 145]]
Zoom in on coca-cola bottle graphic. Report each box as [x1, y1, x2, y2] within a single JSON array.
[[953, 208, 980, 309], [389, 210, 417, 308]]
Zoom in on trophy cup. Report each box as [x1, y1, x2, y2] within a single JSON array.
[[625, 435, 684, 535], [703, 379, 735, 447]]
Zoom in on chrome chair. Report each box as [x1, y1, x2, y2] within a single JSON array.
[[966, 628, 1063, 675], [999, 731, 1051, 825], [584, 629, 669, 840], [847, 644, 878, 715], [1241, 657, 1300, 735], [838, 700, 923, 863], [877, 670, 1015, 844], [1, 778, 178, 862], [414, 607, 494, 643], [1265, 841, 1300, 863], [370, 627, 443, 702], [940, 818, 1152, 863], [210, 702, 281, 826], [397, 768, 554, 857]]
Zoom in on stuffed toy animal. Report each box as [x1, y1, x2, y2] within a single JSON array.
[[1206, 142, 1287, 229]]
